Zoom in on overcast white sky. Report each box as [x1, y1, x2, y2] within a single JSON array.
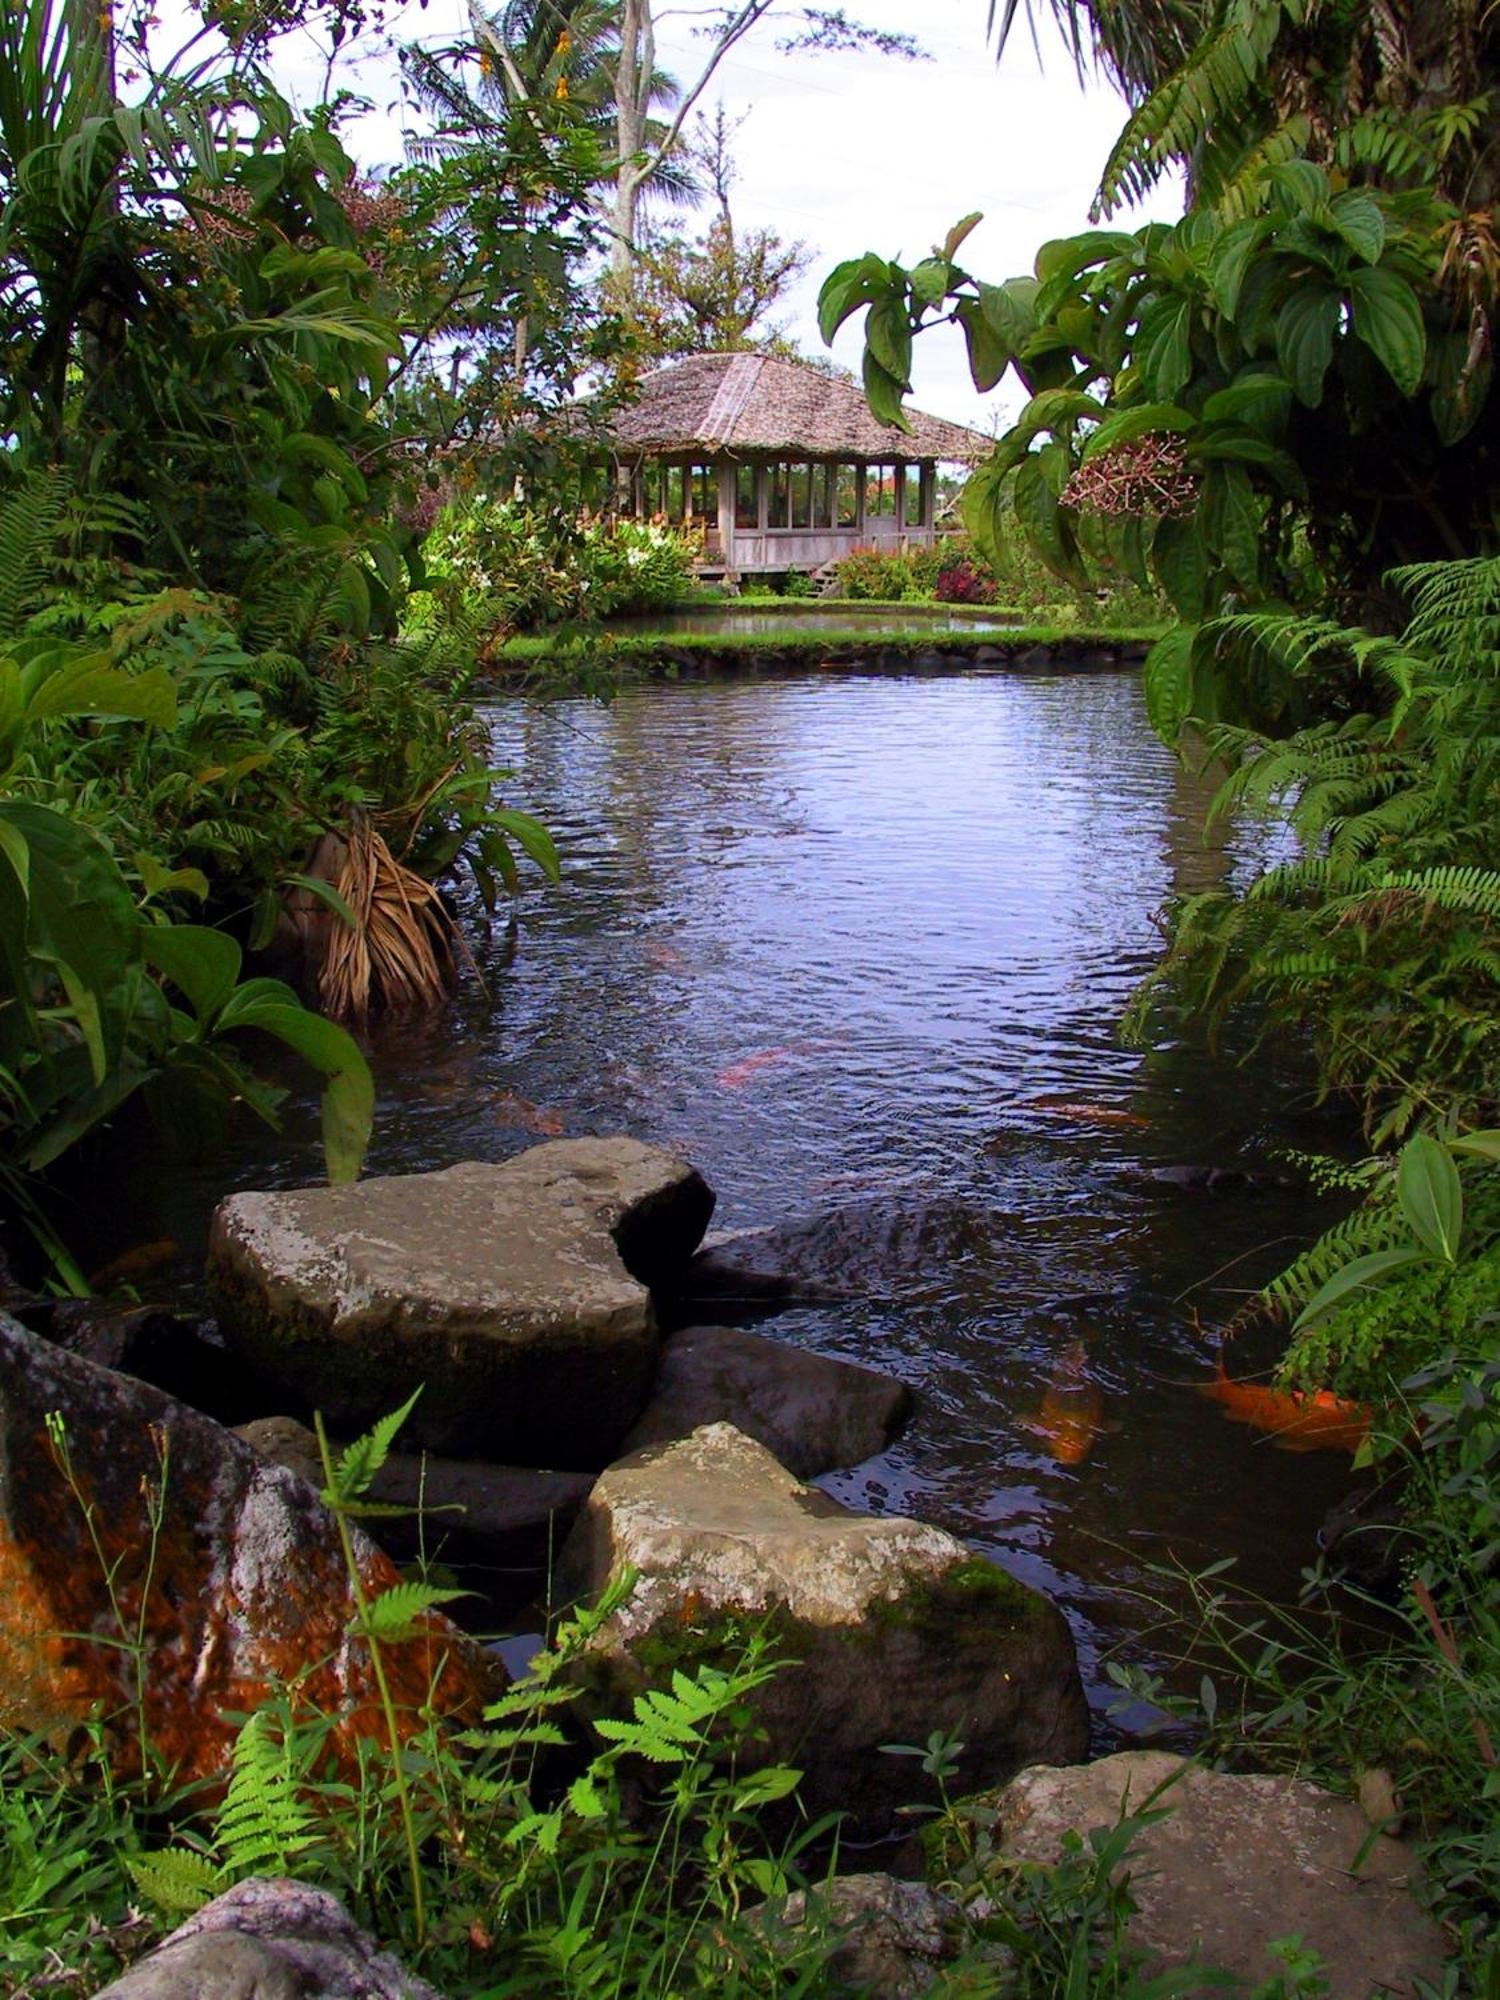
[[256, 0, 1184, 428]]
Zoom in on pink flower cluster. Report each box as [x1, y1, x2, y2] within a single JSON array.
[[1060, 435, 1199, 517]]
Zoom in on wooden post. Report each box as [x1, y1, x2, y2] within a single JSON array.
[[717, 462, 736, 575]]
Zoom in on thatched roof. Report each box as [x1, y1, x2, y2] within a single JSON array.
[[603, 352, 990, 464]]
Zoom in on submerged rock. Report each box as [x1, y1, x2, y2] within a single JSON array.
[[558, 1422, 1088, 1839], [94, 1878, 443, 1999], [620, 1324, 911, 1478], [961, 1751, 1443, 1998], [0, 1311, 501, 1782], [209, 1137, 714, 1465], [237, 1414, 594, 1572], [666, 1197, 1001, 1319]]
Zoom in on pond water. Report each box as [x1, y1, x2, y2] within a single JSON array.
[[114, 664, 1355, 1729], [604, 605, 1025, 638]]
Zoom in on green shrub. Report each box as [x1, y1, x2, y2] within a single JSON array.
[[421, 499, 701, 630]]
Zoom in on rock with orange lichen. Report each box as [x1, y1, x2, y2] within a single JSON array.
[[0, 1310, 503, 1781]]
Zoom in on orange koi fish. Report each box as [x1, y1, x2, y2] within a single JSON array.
[[1035, 1339, 1105, 1466], [716, 1047, 802, 1091], [1025, 1095, 1150, 1130], [1200, 1355, 1370, 1454], [87, 1239, 180, 1291], [491, 1091, 566, 1137]]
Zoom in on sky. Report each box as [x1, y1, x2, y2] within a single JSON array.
[[251, 0, 1185, 430]]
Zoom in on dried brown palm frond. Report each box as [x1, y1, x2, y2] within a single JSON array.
[[314, 814, 458, 1026]]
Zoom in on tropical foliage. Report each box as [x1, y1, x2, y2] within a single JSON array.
[[1124, 557, 1500, 1145], [422, 497, 702, 633], [0, 0, 590, 1278]]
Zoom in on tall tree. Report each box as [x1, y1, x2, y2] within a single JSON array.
[[629, 104, 808, 354]]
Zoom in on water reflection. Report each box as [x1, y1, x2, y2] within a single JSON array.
[[122, 667, 1350, 1722]]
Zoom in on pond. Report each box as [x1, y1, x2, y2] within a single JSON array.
[[603, 605, 1026, 639], [118, 663, 1355, 1728]]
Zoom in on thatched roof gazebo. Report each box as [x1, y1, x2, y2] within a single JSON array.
[[601, 352, 990, 579]]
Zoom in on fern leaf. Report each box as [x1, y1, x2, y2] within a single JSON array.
[[357, 1578, 470, 1640], [125, 1847, 224, 1914], [330, 1386, 423, 1504], [215, 1708, 318, 1877]]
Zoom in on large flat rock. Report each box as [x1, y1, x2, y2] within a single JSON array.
[[980, 1752, 1444, 1997], [0, 1313, 500, 1784], [559, 1422, 1088, 1838], [209, 1138, 714, 1465], [620, 1324, 911, 1477]]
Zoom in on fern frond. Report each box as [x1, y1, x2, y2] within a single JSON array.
[[1092, 0, 1284, 218], [0, 471, 71, 639], [125, 1846, 224, 1915], [330, 1387, 423, 1504], [215, 1708, 319, 1878]]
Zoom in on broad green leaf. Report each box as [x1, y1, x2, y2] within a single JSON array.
[[1328, 190, 1385, 265], [141, 924, 243, 1027], [1013, 387, 1107, 436], [281, 431, 369, 501], [1034, 229, 1139, 286], [0, 817, 29, 899], [816, 252, 891, 344], [1190, 430, 1306, 496], [1202, 462, 1259, 591], [861, 351, 912, 433], [955, 297, 1010, 392], [1396, 1133, 1462, 1261], [0, 802, 139, 1076], [1275, 283, 1341, 406], [958, 452, 1008, 568], [487, 808, 561, 883], [942, 212, 982, 260], [1152, 516, 1210, 621], [1270, 159, 1331, 215], [1142, 624, 1198, 742], [866, 296, 912, 387], [283, 872, 358, 928], [1347, 265, 1426, 397], [1081, 402, 1194, 460], [1014, 453, 1086, 586], [733, 1765, 804, 1807], [25, 656, 177, 729], [135, 853, 210, 902], [215, 995, 373, 1183], [1448, 1129, 1500, 1164], [1200, 373, 1291, 423], [1136, 295, 1194, 399], [908, 257, 952, 306], [1208, 217, 1270, 319], [1293, 1245, 1432, 1330]]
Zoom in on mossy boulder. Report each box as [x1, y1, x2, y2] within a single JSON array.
[[557, 1423, 1088, 1838], [208, 1137, 715, 1466], [0, 1312, 501, 1784]]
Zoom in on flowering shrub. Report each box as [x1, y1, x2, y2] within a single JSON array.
[[934, 558, 997, 604], [833, 539, 997, 603], [421, 500, 701, 630]]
